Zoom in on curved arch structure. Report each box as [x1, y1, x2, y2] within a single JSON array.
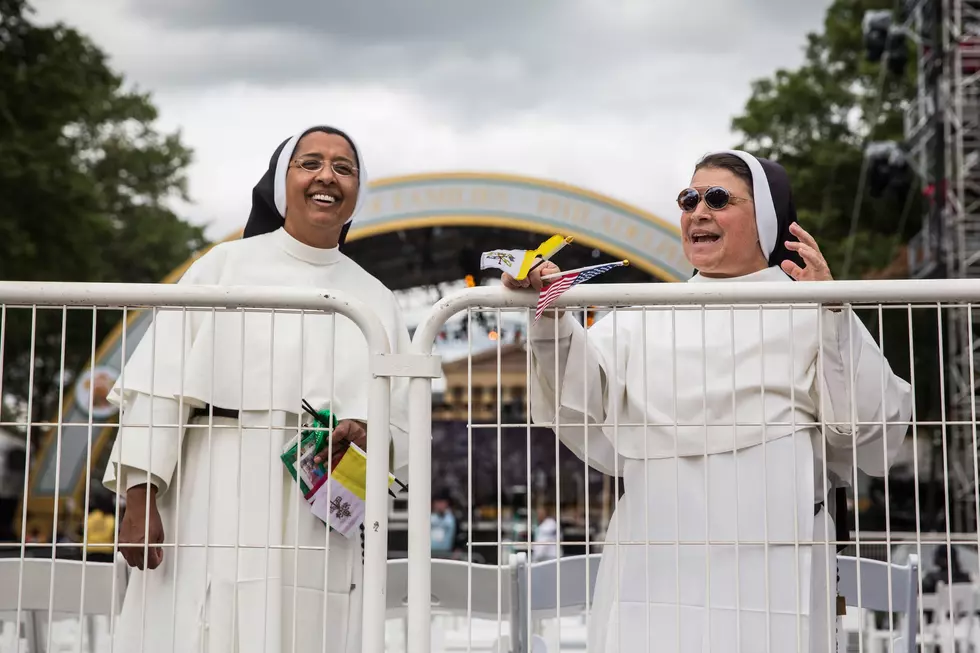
[[352, 172, 688, 281], [23, 172, 687, 533]]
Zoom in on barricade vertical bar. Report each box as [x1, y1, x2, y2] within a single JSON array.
[[362, 370, 392, 653], [847, 304, 866, 653], [233, 307, 246, 650], [906, 304, 927, 635], [76, 306, 99, 653], [582, 307, 593, 642], [468, 309, 477, 651], [494, 309, 503, 650], [968, 306, 980, 589], [319, 309, 335, 653], [524, 307, 534, 653], [876, 306, 897, 646], [758, 305, 772, 653], [171, 306, 188, 653], [46, 307, 69, 649], [786, 304, 801, 650], [110, 304, 129, 653], [700, 305, 711, 651], [406, 374, 433, 653], [935, 304, 956, 646], [14, 306, 36, 650], [642, 307, 651, 653], [730, 305, 743, 653], [292, 309, 304, 653]]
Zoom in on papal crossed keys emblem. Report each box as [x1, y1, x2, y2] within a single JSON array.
[[329, 496, 352, 519], [487, 251, 515, 267]]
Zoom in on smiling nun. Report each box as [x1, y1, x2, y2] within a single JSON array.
[[506, 150, 913, 652], [102, 125, 410, 653]]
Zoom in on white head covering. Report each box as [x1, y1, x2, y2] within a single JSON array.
[[696, 149, 799, 267], [272, 125, 369, 223], [245, 125, 368, 242]]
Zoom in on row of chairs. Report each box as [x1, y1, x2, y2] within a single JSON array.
[[0, 552, 920, 652]]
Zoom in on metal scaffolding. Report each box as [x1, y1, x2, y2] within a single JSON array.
[[908, 0, 980, 531]]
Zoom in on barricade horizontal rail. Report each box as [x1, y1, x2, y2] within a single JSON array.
[[406, 280, 980, 653], [0, 282, 395, 653]]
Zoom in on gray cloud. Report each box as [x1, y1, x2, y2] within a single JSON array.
[[105, 0, 827, 123], [30, 0, 832, 240]]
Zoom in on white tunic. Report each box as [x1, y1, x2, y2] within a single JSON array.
[[102, 228, 410, 653], [527, 266, 912, 653]]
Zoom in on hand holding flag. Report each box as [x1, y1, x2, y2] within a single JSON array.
[[480, 234, 572, 280]]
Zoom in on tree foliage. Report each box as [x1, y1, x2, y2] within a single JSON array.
[[0, 0, 207, 427], [732, 0, 919, 280]]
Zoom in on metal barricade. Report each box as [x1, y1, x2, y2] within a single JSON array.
[[0, 282, 395, 653], [406, 279, 980, 653]]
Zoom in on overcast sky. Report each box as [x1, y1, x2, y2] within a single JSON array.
[[34, 0, 830, 241]]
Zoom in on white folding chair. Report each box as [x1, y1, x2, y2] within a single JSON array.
[[837, 553, 919, 653], [387, 557, 514, 651], [509, 552, 601, 653], [0, 556, 128, 652], [918, 580, 978, 652]]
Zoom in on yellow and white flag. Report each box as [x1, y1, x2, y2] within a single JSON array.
[[480, 234, 571, 280], [309, 443, 394, 538]]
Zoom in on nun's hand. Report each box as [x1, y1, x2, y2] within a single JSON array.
[[313, 419, 367, 467], [502, 261, 560, 291], [781, 223, 834, 282], [119, 485, 165, 570]]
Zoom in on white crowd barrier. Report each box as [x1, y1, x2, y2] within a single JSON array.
[[3, 279, 980, 652], [406, 279, 980, 653], [0, 283, 396, 653]]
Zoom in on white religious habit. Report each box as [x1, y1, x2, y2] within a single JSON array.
[[102, 227, 410, 653], [527, 265, 913, 653]]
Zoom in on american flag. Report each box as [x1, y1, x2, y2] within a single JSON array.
[[535, 263, 621, 320]]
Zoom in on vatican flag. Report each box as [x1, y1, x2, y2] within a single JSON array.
[[309, 443, 394, 538], [480, 234, 571, 280]]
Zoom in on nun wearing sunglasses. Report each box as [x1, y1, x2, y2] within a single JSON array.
[[102, 125, 410, 653], [506, 150, 912, 652]]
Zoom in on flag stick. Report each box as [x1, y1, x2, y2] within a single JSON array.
[[540, 260, 629, 281], [525, 237, 574, 275]]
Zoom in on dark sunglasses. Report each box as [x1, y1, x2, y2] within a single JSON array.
[[677, 186, 751, 212]]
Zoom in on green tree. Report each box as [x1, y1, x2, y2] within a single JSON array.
[[732, 0, 919, 280], [0, 0, 207, 428]]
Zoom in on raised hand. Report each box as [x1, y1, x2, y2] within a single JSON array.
[[780, 223, 834, 282]]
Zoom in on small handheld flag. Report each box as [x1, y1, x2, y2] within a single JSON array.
[[308, 443, 395, 538], [480, 234, 572, 280], [282, 401, 406, 538], [535, 261, 629, 321]]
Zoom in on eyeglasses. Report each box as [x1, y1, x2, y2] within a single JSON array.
[[677, 186, 750, 212], [291, 157, 359, 177]]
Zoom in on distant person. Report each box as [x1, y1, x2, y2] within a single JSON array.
[[103, 124, 410, 653], [923, 546, 971, 593], [430, 491, 457, 556], [531, 505, 559, 562], [54, 518, 77, 559]]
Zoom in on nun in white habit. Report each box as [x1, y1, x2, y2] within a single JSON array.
[[505, 150, 913, 652], [102, 125, 410, 653]]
